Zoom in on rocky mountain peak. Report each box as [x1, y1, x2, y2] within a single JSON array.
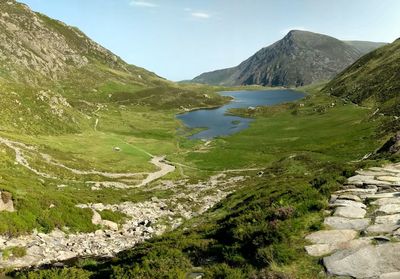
[[192, 31, 386, 87]]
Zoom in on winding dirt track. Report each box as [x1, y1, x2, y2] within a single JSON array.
[[0, 136, 174, 187], [0, 136, 260, 188]]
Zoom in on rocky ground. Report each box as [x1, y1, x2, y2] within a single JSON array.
[[0, 173, 245, 269], [0, 135, 250, 270], [305, 163, 400, 278]]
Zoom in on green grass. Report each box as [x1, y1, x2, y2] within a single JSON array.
[[99, 210, 127, 225], [4, 2, 394, 277], [324, 38, 400, 115], [176, 91, 383, 172], [2, 247, 26, 260], [13, 84, 393, 278]]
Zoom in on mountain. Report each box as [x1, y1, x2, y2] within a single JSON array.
[[323, 37, 400, 115], [0, 1, 225, 135], [0, 0, 163, 86], [192, 30, 386, 87]]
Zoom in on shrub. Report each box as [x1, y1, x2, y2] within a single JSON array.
[[15, 267, 92, 279]]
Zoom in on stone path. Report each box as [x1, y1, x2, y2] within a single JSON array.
[[305, 163, 400, 278]]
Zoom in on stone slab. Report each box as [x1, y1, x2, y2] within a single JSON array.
[[334, 206, 366, 219], [378, 204, 400, 215], [367, 224, 400, 234], [324, 243, 400, 278], [375, 214, 400, 225], [330, 199, 366, 208], [305, 229, 357, 245], [324, 217, 370, 231], [305, 238, 371, 257]]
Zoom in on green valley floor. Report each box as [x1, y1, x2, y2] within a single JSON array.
[[0, 84, 394, 278]]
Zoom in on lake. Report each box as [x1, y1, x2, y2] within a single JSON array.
[[177, 89, 305, 139]]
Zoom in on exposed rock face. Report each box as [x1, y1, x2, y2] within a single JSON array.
[[0, 191, 14, 212], [192, 30, 385, 87]]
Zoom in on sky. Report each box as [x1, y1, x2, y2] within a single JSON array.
[[19, 0, 400, 81]]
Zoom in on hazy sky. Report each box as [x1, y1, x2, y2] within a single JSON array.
[[19, 0, 400, 81]]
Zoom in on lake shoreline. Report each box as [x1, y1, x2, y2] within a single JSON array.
[[176, 89, 306, 139]]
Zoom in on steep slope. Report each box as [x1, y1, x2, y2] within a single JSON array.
[[0, 0, 230, 251], [192, 30, 385, 87], [324, 38, 400, 115], [0, 0, 159, 86], [0, 1, 226, 135]]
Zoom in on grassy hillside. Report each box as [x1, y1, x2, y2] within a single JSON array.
[[0, 1, 231, 238], [324, 38, 400, 115], [0, 1, 229, 136]]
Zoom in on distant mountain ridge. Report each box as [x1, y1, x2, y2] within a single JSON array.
[[192, 30, 386, 87]]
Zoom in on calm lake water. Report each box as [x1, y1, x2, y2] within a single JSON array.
[[177, 89, 305, 140]]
